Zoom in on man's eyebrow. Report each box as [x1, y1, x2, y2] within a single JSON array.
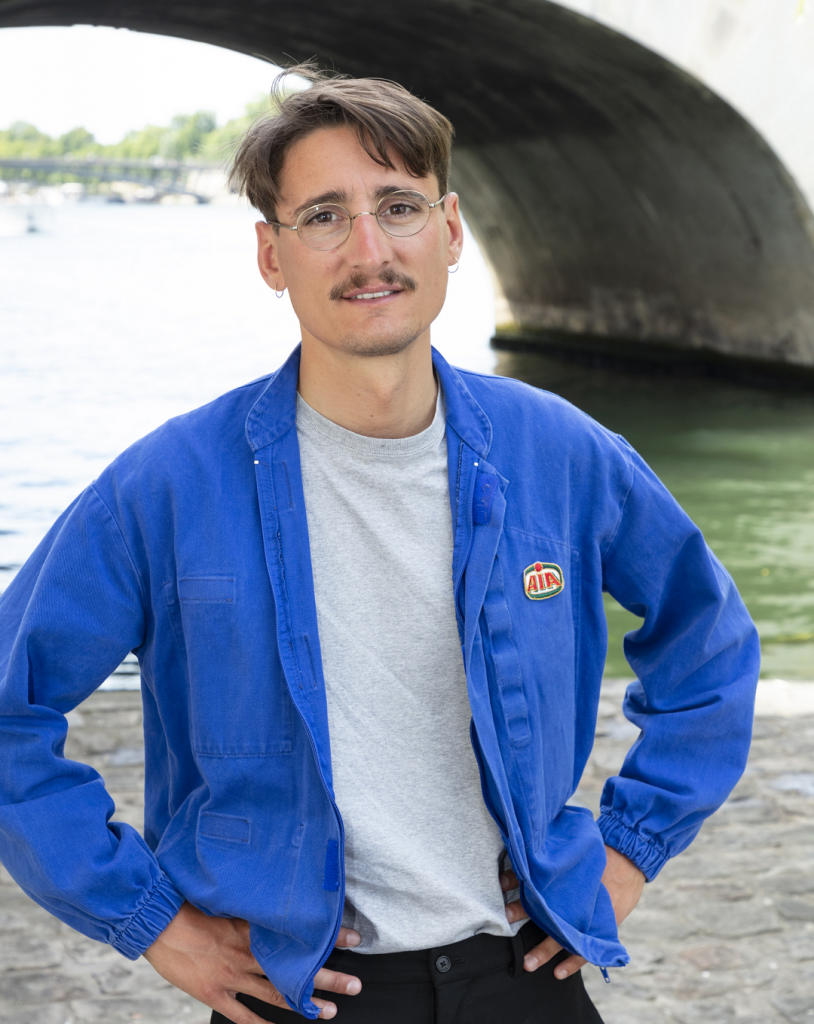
[[291, 189, 350, 218], [289, 184, 425, 219], [371, 184, 424, 202]]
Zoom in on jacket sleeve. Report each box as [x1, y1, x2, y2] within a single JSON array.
[[0, 485, 184, 957], [596, 440, 760, 881]]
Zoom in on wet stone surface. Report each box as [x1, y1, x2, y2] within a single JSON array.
[[0, 683, 812, 1023]]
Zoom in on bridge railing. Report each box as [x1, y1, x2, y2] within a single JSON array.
[[0, 157, 224, 172], [0, 156, 228, 202]]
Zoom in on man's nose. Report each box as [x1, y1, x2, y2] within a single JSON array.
[[346, 211, 393, 265]]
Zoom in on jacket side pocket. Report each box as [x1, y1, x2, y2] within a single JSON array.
[[199, 812, 251, 844]]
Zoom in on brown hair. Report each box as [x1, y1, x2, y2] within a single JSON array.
[[229, 62, 454, 222]]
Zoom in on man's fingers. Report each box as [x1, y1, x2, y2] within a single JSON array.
[[552, 953, 587, 980], [313, 967, 362, 1021], [523, 936, 563, 971], [228, 993, 341, 1023], [335, 926, 361, 948], [504, 898, 529, 924], [312, 998, 338, 1020], [210, 993, 339, 1024], [314, 966, 362, 997], [500, 869, 519, 892], [210, 994, 279, 1024], [523, 938, 587, 979], [235, 973, 297, 1008], [212, 981, 344, 1022]]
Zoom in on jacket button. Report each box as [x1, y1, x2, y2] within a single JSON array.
[[435, 955, 452, 973]]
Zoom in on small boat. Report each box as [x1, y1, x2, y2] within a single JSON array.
[[0, 198, 55, 236]]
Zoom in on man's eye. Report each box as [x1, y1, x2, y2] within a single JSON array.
[[382, 203, 416, 217], [307, 210, 339, 226]]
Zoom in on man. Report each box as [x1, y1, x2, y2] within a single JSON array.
[[0, 67, 759, 1024]]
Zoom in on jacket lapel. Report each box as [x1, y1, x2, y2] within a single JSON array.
[[247, 348, 334, 791]]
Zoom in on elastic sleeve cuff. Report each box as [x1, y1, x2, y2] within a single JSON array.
[[597, 811, 670, 882], [111, 873, 186, 960]]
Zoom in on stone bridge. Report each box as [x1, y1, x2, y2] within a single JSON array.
[[2, 0, 814, 374]]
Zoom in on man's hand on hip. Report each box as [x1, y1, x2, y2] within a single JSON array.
[[501, 845, 645, 980], [143, 901, 362, 1021]]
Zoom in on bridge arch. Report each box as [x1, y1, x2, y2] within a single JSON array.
[[3, 0, 814, 369]]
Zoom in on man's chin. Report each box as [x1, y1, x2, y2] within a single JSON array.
[[335, 326, 425, 359]]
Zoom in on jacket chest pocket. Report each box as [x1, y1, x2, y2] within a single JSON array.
[[481, 530, 580, 844], [165, 575, 294, 754], [497, 530, 579, 684]]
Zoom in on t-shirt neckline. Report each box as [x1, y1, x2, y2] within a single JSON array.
[[296, 385, 446, 458]]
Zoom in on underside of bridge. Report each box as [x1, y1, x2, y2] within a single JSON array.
[[4, 0, 814, 371]]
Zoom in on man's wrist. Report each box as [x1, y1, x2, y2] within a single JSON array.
[[597, 811, 667, 881], [112, 875, 186, 961], [604, 844, 644, 878]]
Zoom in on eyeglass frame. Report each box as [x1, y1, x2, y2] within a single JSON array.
[[270, 190, 451, 251]]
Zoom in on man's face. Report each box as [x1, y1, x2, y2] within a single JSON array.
[[256, 125, 463, 359]]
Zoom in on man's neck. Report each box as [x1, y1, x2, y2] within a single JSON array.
[[297, 333, 438, 439]]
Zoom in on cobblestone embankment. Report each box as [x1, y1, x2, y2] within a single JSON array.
[[0, 681, 812, 1024]]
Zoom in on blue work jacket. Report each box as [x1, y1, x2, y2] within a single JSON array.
[[0, 346, 759, 1017]]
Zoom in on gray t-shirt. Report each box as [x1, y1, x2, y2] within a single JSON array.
[[296, 387, 520, 954]]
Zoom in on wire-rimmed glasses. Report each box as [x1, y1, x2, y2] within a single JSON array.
[[271, 190, 449, 251]]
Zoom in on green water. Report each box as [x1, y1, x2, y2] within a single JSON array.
[[496, 351, 814, 680]]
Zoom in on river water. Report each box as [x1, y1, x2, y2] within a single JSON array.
[[2, 203, 813, 680]]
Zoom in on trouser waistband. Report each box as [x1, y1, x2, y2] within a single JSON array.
[[322, 919, 546, 987]]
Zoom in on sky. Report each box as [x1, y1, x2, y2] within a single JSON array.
[[0, 26, 281, 142]]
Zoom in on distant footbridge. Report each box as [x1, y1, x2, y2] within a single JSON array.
[[0, 156, 226, 202]]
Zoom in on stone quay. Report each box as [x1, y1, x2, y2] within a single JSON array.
[[0, 678, 812, 1024]]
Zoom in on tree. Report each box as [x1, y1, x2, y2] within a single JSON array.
[[159, 111, 218, 160], [57, 127, 97, 156], [0, 95, 280, 166]]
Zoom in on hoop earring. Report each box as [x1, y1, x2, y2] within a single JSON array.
[[448, 256, 460, 275], [275, 287, 286, 298]]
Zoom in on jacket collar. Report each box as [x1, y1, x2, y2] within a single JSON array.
[[432, 347, 492, 459], [245, 345, 300, 452], [245, 343, 492, 458]]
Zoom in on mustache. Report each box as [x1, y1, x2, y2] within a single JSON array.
[[329, 268, 418, 302]]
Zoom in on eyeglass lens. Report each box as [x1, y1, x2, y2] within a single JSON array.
[[296, 191, 432, 250]]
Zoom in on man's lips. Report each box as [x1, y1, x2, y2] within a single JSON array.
[[329, 271, 417, 303], [342, 287, 403, 300]]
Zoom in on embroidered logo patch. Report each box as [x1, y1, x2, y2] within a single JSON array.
[[523, 562, 564, 600]]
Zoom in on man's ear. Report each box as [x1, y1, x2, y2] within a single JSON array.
[[256, 221, 287, 293], [443, 192, 464, 266]]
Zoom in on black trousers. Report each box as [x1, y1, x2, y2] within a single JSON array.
[[211, 922, 605, 1024]]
